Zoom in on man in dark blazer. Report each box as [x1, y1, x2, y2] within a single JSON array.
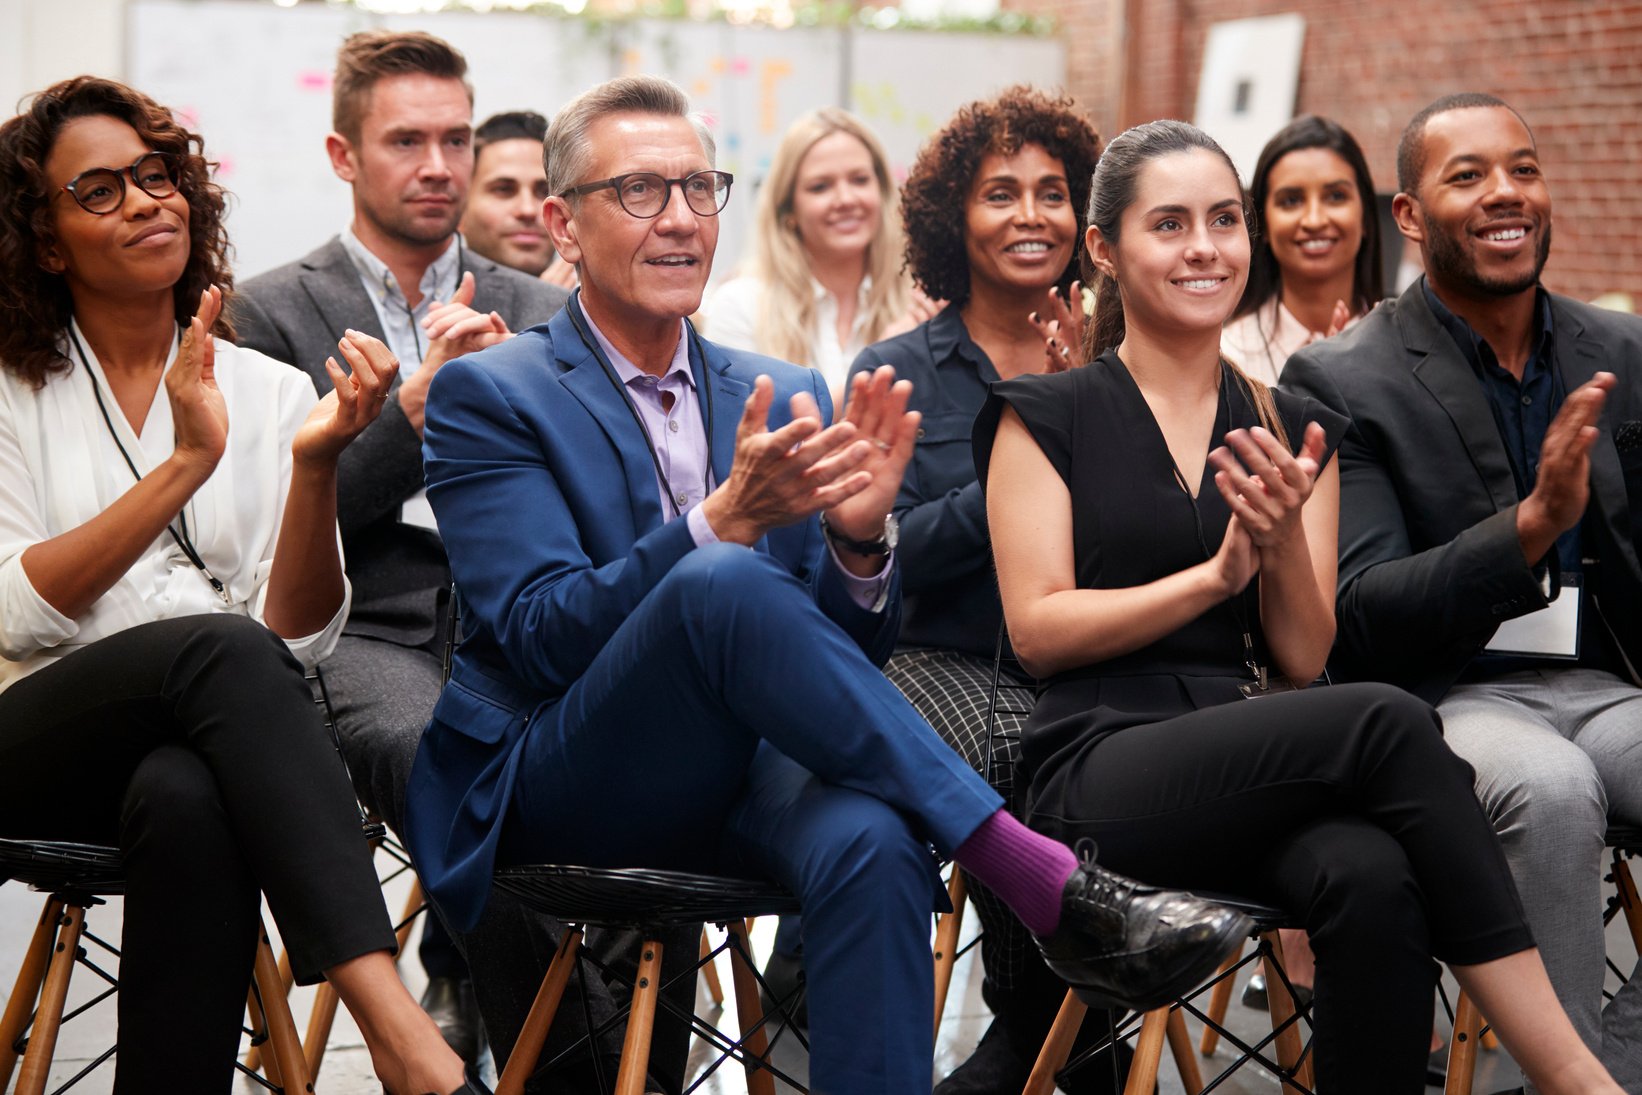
[[1284, 93, 1642, 1087], [229, 29, 639, 1089]]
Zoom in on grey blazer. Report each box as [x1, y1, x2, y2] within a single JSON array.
[[1282, 278, 1642, 704], [231, 236, 570, 646]]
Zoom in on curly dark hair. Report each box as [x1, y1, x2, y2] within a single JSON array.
[[0, 76, 235, 387], [900, 85, 1101, 308]]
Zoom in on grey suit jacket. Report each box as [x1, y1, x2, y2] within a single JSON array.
[[1282, 278, 1642, 704], [231, 236, 570, 646]]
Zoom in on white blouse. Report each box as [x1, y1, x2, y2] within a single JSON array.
[[1221, 297, 1362, 386], [703, 275, 874, 394], [0, 322, 349, 694]]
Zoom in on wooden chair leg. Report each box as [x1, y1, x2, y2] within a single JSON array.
[[244, 939, 296, 1073], [1479, 1026, 1500, 1051], [1197, 945, 1243, 1056], [933, 870, 968, 1034], [497, 927, 583, 1095], [1122, 1008, 1168, 1095], [397, 878, 427, 954], [0, 897, 64, 1092], [16, 902, 86, 1095], [304, 981, 341, 1078], [1261, 931, 1313, 1092], [1166, 1007, 1204, 1093], [1614, 853, 1642, 957], [699, 928, 725, 1005], [253, 920, 312, 1095], [1023, 989, 1087, 1095], [613, 940, 664, 1095], [726, 919, 777, 1095], [1444, 989, 1482, 1095]]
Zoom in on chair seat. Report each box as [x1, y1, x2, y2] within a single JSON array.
[[1608, 825, 1642, 852], [0, 839, 125, 895], [1191, 892, 1294, 933], [495, 864, 802, 928]]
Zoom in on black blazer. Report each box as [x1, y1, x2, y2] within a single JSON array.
[[1282, 278, 1642, 704], [230, 237, 570, 646]]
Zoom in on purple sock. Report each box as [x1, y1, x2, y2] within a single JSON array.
[[953, 809, 1079, 935]]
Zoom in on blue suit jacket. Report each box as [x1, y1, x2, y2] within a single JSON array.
[[404, 299, 902, 931]]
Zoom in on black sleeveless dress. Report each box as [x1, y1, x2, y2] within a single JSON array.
[[973, 350, 1347, 794]]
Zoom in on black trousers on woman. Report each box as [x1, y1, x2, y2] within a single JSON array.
[[1028, 682, 1534, 1095], [0, 614, 396, 1093]]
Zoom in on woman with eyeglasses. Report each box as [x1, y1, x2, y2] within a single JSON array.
[[0, 77, 478, 1095]]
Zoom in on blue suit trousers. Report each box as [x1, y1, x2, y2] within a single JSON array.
[[498, 544, 1002, 1095]]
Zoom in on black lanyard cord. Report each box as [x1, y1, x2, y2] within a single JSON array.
[[565, 294, 715, 520], [69, 327, 230, 603]]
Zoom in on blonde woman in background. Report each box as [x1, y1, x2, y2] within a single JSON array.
[[704, 108, 937, 405]]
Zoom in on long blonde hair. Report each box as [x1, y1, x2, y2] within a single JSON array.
[[748, 109, 910, 367]]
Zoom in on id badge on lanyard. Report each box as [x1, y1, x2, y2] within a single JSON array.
[[1485, 572, 1582, 659]]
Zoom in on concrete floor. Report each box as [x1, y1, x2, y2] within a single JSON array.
[[3, 850, 1633, 1094]]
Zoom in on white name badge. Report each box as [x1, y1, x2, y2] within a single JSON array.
[[399, 491, 441, 535], [1485, 573, 1581, 659]]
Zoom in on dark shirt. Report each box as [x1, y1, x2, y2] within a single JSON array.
[[1423, 280, 1615, 674], [847, 308, 1002, 658]]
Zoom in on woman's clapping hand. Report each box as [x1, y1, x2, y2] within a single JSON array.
[[1208, 422, 1327, 551], [167, 287, 230, 474], [291, 331, 400, 465]]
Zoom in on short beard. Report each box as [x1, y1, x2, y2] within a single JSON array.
[[1423, 209, 1551, 298]]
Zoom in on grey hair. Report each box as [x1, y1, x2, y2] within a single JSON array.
[[544, 75, 716, 199]]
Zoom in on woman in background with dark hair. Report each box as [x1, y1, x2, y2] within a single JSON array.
[[1220, 114, 1384, 383], [980, 118, 1619, 1093], [0, 77, 473, 1094], [847, 85, 1112, 1094]]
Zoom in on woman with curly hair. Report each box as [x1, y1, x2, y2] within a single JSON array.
[[845, 86, 1114, 1094], [703, 108, 935, 405], [1221, 114, 1385, 383], [0, 77, 477, 1094]]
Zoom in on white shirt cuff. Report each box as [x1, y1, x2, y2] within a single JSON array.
[[825, 538, 895, 614]]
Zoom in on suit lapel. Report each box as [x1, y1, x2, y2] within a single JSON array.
[[1553, 301, 1642, 580], [1402, 283, 1521, 514], [300, 239, 388, 346], [551, 306, 665, 537], [467, 252, 514, 318], [693, 333, 751, 487]]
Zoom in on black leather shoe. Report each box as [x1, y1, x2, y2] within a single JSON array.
[[758, 949, 809, 1029], [934, 1017, 1031, 1094], [420, 975, 484, 1067], [1035, 857, 1253, 1014]]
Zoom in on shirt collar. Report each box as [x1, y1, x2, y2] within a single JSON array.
[[1422, 276, 1554, 378], [579, 302, 696, 391], [810, 274, 874, 306], [339, 225, 462, 309], [925, 304, 995, 375]]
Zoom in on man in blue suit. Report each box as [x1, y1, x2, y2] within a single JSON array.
[[406, 75, 1247, 1093]]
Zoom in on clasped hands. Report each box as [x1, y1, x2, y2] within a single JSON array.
[[1204, 421, 1329, 596], [700, 366, 918, 572]]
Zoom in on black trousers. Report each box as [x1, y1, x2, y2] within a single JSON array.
[[1029, 682, 1534, 1095], [0, 615, 394, 1094]]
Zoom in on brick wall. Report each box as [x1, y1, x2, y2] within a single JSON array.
[[1004, 0, 1642, 301]]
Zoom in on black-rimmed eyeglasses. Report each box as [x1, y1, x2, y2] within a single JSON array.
[[560, 170, 733, 219], [59, 152, 181, 216]]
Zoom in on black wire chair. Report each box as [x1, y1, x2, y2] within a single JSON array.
[[0, 668, 388, 1095]]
